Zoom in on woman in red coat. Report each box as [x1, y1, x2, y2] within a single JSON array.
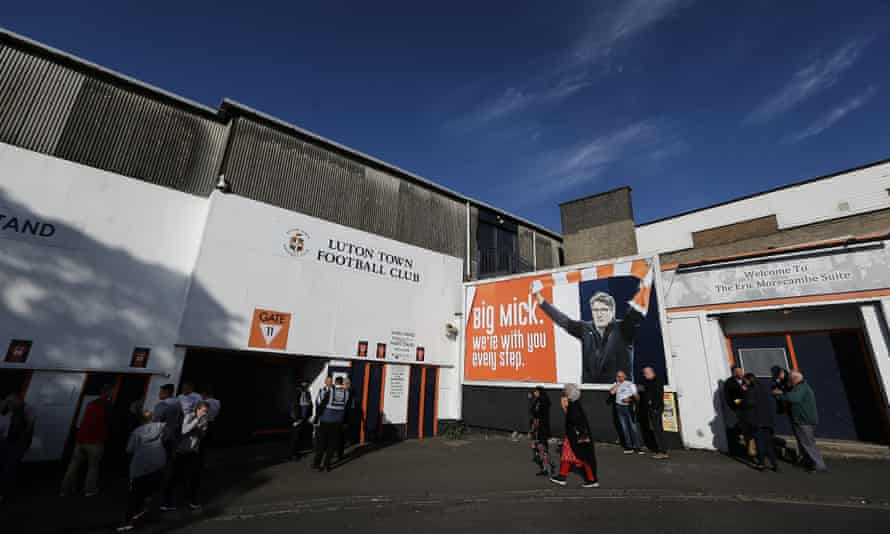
[[550, 383, 598, 488]]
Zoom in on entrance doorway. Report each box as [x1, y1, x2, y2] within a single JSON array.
[[406, 366, 439, 440], [180, 348, 326, 445], [727, 329, 889, 444], [66, 372, 151, 470]]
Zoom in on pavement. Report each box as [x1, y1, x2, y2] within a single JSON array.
[[4, 434, 890, 534]]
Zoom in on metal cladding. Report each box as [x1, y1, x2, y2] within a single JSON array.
[[535, 232, 558, 270], [0, 31, 561, 269], [222, 117, 467, 259], [0, 42, 227, 195]]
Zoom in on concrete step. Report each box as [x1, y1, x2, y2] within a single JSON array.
[[777, 435, 890, 460]]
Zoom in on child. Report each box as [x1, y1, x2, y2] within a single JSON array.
[[118, 411, 167, 532]]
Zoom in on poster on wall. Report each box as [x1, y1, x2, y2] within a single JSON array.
[[464, 258, 668, 385], [662, 392, 679, 432]]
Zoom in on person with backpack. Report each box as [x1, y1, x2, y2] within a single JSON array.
[[117, 411, 167, 532], [61, 384, 113, 496], [152, 384, 183, 454]]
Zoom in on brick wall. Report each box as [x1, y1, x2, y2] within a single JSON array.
[[692, 215, 778, 248], [662, 208, 890, 265], [560, 187, 638, 264]]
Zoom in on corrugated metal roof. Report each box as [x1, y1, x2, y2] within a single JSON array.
[[0, 26, 562, 241]]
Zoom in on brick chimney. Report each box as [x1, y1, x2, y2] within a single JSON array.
[[559, 186, 638, 264]]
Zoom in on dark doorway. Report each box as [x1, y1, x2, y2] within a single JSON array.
[[0, 369, 32, 399], [791, 331, 889, 443], [422, 367, 438, 438], [103, 374, 150, 471], [728, 330, 889, 444], [180, 348, 325, 445], [364, 364, 385, 442], [406, 367, 423, 439]]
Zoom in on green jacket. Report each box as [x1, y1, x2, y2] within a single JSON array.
[[781, 382, 819, 425]]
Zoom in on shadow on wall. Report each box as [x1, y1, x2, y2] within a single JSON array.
[[710, 380, 732, 452], [0, 186, 318, 533], [0, 186, 239, 373]]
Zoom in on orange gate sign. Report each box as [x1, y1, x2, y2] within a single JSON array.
[[248, 308, 292, 350]]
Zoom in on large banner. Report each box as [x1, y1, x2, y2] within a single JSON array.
[[464, 258, 668, 385]]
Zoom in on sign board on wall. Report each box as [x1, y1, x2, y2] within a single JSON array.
[[248, 309, 292, 350], [663, 243, 890, 309], [5, 339, 32, 363], [662, 392, 678, 432], [464, 258, 668, 385], [384, 364, 410, 424], [177, 193, 463, 369]]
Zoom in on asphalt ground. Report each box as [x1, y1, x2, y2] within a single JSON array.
[[4, 436, 890, 534]]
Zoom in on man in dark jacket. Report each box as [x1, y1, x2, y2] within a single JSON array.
[[724, 365, 751, 458], [532, 278, 652, 384], [638, 367, 669, 459], [529, 386, 552, 476], [289, 383, 313, 460], [744, 374, 778, 471]]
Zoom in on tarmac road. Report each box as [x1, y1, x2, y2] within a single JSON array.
[[6, 436, 890, 533]]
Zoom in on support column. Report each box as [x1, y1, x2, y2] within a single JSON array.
[[860, 302, 890, 423]]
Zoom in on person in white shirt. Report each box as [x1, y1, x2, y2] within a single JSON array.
[[609, 371, 644, 454]]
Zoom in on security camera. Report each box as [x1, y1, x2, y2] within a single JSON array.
[[215, 174, 231, 193], [445, 322, 459, 338]]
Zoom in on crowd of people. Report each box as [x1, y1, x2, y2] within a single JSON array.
[[725, 365, 827, 473], [54, 381, 220, 532], [527, 362, 829, 487], [527, 366, 671, 488]]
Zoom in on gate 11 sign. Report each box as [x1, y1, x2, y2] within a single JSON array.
[[248, 308, 292, 350]]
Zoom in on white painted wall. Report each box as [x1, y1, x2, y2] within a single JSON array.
[[178, 192, 465, 421], [667, 314, 730, 450], [636, 160, 890, 255], [860, 302, 890, 423], [0, 143, 210, 459]]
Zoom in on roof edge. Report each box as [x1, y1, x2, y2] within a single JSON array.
[[661, 231, 890, 271], [0, 27, 561, 241], [220, 99, 563, 240], [559, 186, 632, 207], [638, 157, 890, 227], [0, 27, 220, 120]]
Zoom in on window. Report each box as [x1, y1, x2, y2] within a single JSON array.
[[477, 210, 522, 278], [738, 348, 789, 378]]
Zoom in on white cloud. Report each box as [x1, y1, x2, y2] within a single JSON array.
[[465, 87, 535, 128], [748, 39, 869, 123], [572, 0, 687, 65], [509, 120, 681, 203], [786, 86, 878, 143], [451, 1, 688, 130]]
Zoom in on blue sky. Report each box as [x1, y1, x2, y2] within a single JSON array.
[[3, 1, 889, 232]]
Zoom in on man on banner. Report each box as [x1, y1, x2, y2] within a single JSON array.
[[531, 261, 653, 383]]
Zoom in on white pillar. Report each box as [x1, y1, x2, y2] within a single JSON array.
[[860, 302, 890, 419]]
